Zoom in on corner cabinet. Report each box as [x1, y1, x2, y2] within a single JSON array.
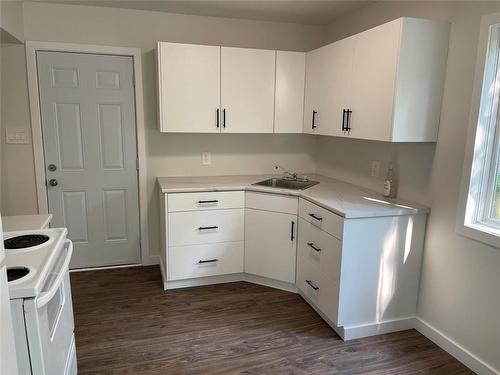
[[156, 42, 305, 134], [304, 17, 449, 142]]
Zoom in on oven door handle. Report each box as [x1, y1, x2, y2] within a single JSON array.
[[36, 240, 73, 308]]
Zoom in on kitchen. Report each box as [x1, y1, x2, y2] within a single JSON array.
[[1, 1, 499, 374]]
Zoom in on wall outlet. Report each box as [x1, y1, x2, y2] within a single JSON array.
[[371, 160, 381, 177], [202, 151, 211, 165]]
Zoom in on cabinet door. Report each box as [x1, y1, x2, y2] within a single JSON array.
[[221, 47, 275, 133], [157, 42, 221, 133], [245, 208, 297, 283], [274, 51, 305, 133], [303, 46, 327, 135], [349, 19, 401, 141]]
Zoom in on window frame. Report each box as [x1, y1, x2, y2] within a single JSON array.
[[457, 11, 500, 248]]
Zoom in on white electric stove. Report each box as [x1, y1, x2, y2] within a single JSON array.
[[4, 228, 77, 375]]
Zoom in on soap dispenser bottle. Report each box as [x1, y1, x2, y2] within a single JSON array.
[[383, 163, 397, 198]]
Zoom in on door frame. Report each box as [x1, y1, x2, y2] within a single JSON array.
[[25, 41, 152, 266]]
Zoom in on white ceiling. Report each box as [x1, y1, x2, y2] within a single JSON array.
[[39, 0, 374, 25]]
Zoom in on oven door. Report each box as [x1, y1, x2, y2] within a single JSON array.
[[24, 240, 75, 375]]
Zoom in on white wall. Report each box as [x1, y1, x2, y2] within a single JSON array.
[[323, 1, 500, 372], [8, 1, 324, 256], [0, 0, 24, 42]]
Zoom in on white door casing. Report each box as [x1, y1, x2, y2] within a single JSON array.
[[36, 51, 141, 268]]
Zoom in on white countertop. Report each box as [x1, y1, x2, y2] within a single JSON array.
[[1, 214, 52, 232], [157, 174, 429, 219]]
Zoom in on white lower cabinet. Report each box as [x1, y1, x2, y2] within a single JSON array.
[[245, 208, 297, 284]]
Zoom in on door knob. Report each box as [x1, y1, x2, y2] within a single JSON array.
[[48, 164, 57, 172], [48, 179, 58, 187]]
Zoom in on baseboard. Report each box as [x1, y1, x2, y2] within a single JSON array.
[[342, 316, 416, 341], [143, 254, 160, 266], [243, 273, 297, 293], [415, 318, 498, 375]]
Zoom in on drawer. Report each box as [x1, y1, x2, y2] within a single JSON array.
[[168, 209, 244, 246], [168, 241, 244, 280], [298, 198, 343, 239], [297, 218, 341, 324], [246, 191, 298, 214], [167, 191, 244, 212]]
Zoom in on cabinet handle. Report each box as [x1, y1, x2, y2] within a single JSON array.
[[223, 109, 226, 129], [291, 221, 295, 241], [306, 280, 319, 290], [312, 110, 318, 129], [198, 200, 218, 204], [216, 109, 220, 128], [308, 213, 323, 221], [342, 109, 347, 132], [307, 242, 321, 252], [346, 109, 352, 132], [198, 259, 218, 264], [198, 226, 218, 230]]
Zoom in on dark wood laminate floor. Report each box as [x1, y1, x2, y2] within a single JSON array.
[[70, 266, 473, 375]]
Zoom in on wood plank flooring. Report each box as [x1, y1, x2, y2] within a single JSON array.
[[70, 266, 474, 374]]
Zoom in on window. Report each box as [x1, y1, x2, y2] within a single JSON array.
[[459, 17, 500, 247]]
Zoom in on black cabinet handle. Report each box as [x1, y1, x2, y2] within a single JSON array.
[[198, 200, 218, 204], [346, 109, 352, 131], [307, 242, 321, 252], [198, 226, 218, 230], [223, 109, 226, 128], [308, 213, 323, 221], [312, 110, 318, 129], [198, 259, 218, 264], [216, 108, 220, 128], [342, 109, 347, 131], [291, 221, 295, 241], [306, 280, 319, 290]]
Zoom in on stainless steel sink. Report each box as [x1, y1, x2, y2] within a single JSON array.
[[252, 178, 319, 190]]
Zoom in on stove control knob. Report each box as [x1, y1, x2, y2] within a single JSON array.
[[48, 179, 58, 187]]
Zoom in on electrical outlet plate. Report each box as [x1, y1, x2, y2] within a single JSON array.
[[371, 161, 381, 177], [202, 152, 211, 165]]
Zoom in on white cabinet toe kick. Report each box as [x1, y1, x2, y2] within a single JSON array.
[[160, 189, 426, 340]]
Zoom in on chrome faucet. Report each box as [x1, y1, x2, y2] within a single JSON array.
[[274, 165, 309, 181]]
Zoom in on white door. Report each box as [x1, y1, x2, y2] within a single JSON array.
[[350, 19, 400, 141], [157, 42, 221, 133], [221, 47, 275, 133], [303, 46, 328, 135], [37, 52, 141, 268], [244, 208, 297, 283], [274, 51, 305, 133]]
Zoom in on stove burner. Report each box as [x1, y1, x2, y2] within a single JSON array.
[[4, 234, 50, 249], [7, 267, 31, 282]]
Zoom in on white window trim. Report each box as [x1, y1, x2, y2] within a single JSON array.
[[457, 11, 500, 249]]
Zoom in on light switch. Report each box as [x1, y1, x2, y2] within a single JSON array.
[[6, 128, 30, 144], [202, 152, 211, 165]]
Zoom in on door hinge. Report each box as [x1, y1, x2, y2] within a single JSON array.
[[136, 158, 139, 170]]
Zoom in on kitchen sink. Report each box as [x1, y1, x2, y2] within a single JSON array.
[[252, 178, 319, 190]]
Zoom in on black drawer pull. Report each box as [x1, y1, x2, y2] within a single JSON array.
[[306, 280, 319, 290], [198, 259, 218, 264], [307, 242, 321, 252], [308, 213, 323, 221], [198, 226, 218, 230], [198, 200, 218, 204], [291, 221, 295, 241], [216, 108, 220, 128], [312, 110, 318, 129]]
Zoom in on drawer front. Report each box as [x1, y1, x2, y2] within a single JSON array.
[[298, 198, 343, 239], [246, 191, 298, 214], [168, 209, 244, 246], [167, 191, 245, 212], [169, 241, 244, 280], [297, 218, 341, 324]]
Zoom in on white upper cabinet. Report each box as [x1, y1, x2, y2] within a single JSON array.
[[274, 51, 305, 133], [220, 47, 275, 133], [304, 17, 449, 142], [156, 42, 221, 133]]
